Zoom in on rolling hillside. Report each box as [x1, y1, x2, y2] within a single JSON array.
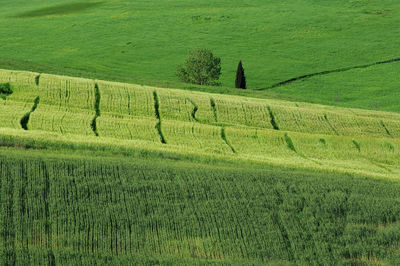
[[1, 0, 400, 112], [1, 69, 400, 264], [1, 68, 400, 179], [2, 0, 400, 264]]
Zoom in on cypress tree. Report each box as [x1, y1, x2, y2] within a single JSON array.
[[235, 60, 247, 89]]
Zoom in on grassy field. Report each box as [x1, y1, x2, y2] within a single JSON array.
[[0, 68, 400, 263], [1, 149, 400, 265], [1, 0, 400, 112], [2, 1, 400, 261]]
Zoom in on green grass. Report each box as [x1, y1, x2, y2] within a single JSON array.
[[13, 2, 105, 18], [0, 68, 400, 263], [1, 0, 400, 112], [1, 148, 400, 264], [266, 62, 400, 113], [2, 1, 400, 263]]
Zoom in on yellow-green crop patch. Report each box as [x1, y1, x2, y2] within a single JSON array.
[[0, 68, 399, 179]]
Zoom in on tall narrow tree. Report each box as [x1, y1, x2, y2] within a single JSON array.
[[235, 60, 247, 89]]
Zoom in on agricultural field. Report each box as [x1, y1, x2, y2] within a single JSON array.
[[1, 149, 400, 265], [0, 68, 399, 264], [1, 0, 400, 112], [1, 1, 400, 263], [1, 68, 400, 178]]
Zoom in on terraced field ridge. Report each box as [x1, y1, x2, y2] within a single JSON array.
[[1, 68, 400, 179]]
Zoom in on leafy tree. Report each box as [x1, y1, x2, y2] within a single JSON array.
[[177, 49, 221, 85], [235, 61, 246, 89]]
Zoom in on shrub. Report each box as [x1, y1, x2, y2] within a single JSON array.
[[0, 83, 13, 95], [177, 49, 221, 85]]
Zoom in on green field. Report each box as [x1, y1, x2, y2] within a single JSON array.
[[0, 69, 399, 263], [1, 0, 400, 112], [1, 69, 400, 179], [2, 0, 400, 264], [1, 149, 400, 265]]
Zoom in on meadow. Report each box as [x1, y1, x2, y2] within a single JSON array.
[[1, 0, 400, 112]]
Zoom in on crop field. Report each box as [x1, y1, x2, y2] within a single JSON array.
[[2, 0, 400, 264], [1, 0, 400, 112], [1, 69, 400, 264], [1, 149, 400, 265], [1, 68, 400, 179]]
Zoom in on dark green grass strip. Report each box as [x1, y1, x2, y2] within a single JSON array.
[[284, 133, 296, 153], [35, 75, 40, 86], [20, 96, 40, 130], [153, 91, 161, 120], [210, 98, 218, 123], [262, 57, 400, 90], [90, 83, 101, 137], [153, 91, 167, 144], [282, 133, 321, 165], [186, 98, 198, 121], [267, 106, 280, 130], [221, 127, 235, 153], [90, 118, 97, 136], [14, 2, 104, 18], [352, 140, 361, 152], [380, 121, 393, 138], [323, 114, 339, 136], [155, 121, 167, 144]]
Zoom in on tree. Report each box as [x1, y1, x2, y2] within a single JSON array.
[[177, 49, 221, 85], [235, 60, 246, 89]]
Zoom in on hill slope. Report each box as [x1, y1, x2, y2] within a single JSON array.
[[1, 0, 400, 112], [5, 149, 400, 265], [1, 68, 400, 179], [1, 69, 400, 264]]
